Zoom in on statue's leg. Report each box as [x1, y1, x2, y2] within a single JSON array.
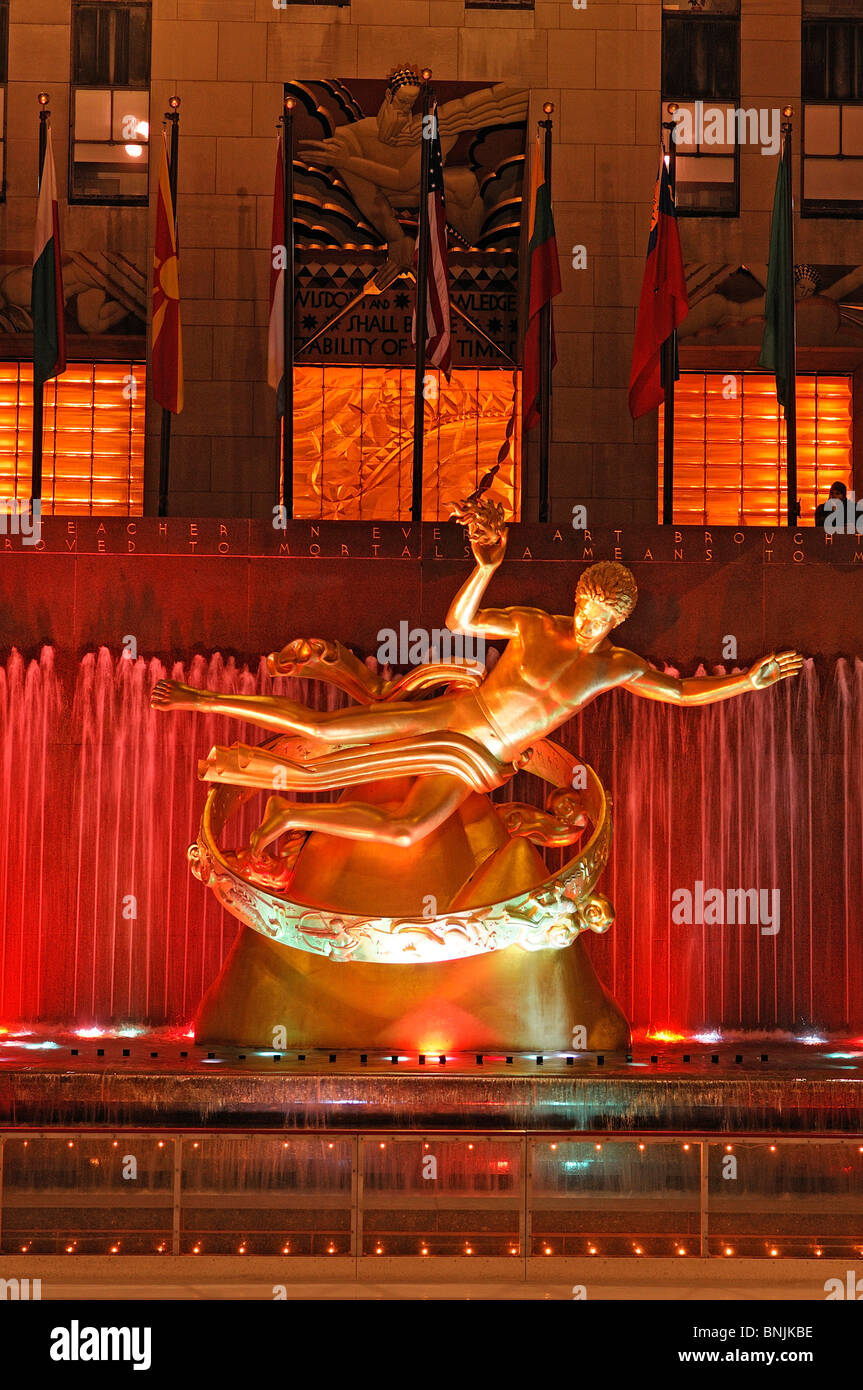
[[250, 773, 471, 852], [152, 679, 456, 746]]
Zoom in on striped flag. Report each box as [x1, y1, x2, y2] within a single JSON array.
[[523, 133, 561, 429], [412, 106, 451, 378], [152, 132, 183, 414], [32, 127, 66, 386], [267, 132, 286, 412]]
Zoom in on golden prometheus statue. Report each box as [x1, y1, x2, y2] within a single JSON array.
[[152, 496, 803, 1052]]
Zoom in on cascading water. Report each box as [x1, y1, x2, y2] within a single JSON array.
[[0, 648, 860, 1035]]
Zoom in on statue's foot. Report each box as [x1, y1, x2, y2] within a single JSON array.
[[151, 678, 200, 712], [233, 849, 293, 892]]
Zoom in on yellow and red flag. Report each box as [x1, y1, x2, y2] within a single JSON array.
[[152, 132, 183, 413]]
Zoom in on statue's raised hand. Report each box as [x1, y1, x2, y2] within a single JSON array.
[[748, 650, 804, 689], [450, 495, 507, 567]]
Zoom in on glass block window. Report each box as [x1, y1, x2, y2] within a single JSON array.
[[662, 1, 740, 216], [0, 362, 145, 515], [0, 1, 8, 201], [70, 2, 151, 203], [803, 19, 863, 215], [658, 372, 852, 526]]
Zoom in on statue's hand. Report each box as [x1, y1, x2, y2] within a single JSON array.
[[298, 137, 346, 167], [748, 650, 804, 689], [451, 496, 507, 567]]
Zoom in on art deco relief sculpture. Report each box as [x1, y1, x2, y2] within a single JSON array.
[[152, 498, 802, 1052]]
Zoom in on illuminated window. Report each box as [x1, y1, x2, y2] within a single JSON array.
[[662, 0, 740, 216], [658, 372, 852, 526], [0, 2, 8, 201], [290, 365, 521, 521], [802, 12, 863, 216], [0, 362, 145, 515], [70, 1, 151, 204]]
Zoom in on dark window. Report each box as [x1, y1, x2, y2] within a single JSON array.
[[662, 17, 739, 102], [662, 2, 740, 217], [803, 20, 863, 100], [0, 1, 8, 201], [69, 2, 151, 204], [802, 19, 863, 215], [466, 1, 534, 8]]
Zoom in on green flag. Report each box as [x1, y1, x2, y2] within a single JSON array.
[[758, 135, 794, 411]]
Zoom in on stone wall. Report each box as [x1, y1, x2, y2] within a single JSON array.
[[1, 1, 859, 523]]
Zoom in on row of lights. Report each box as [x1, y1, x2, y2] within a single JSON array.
[[19, 1237, 855, 1257], [23, 1139, 863, 1153]]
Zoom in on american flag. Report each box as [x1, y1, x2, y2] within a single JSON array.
[[412, 106, 451, 378]]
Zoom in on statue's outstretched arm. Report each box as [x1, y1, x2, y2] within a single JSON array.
[[623, 649, 804, 706]]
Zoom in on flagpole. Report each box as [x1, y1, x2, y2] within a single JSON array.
[[282, 96, 295, 518], [158, 95, 180, 518], [32, 93, 50, 510], [660, 105, 678, 527], [782, 107, 798, 528], [538, 103, 554, 525], [411, 68, 433, 525]]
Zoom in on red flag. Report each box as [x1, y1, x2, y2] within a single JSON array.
[[628, 157, 688, 420], [412, 105, 451, 378], [523, 134, 561, 430], [152, 132, 183, 414]]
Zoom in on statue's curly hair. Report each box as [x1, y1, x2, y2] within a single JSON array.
[[574, 561, 638, 625]]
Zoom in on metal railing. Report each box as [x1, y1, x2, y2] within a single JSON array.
[[2, 1131, 861, 1265]]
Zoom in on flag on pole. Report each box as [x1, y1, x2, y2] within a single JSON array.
[[758, 131, 793, 411], [412, 105, 452, 379], [628, 156, 688, 420], [32, 127, 66, 386], [268, 132, 286, 412], [523, 133, 561, 429], [152, 131, 183, 414]]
